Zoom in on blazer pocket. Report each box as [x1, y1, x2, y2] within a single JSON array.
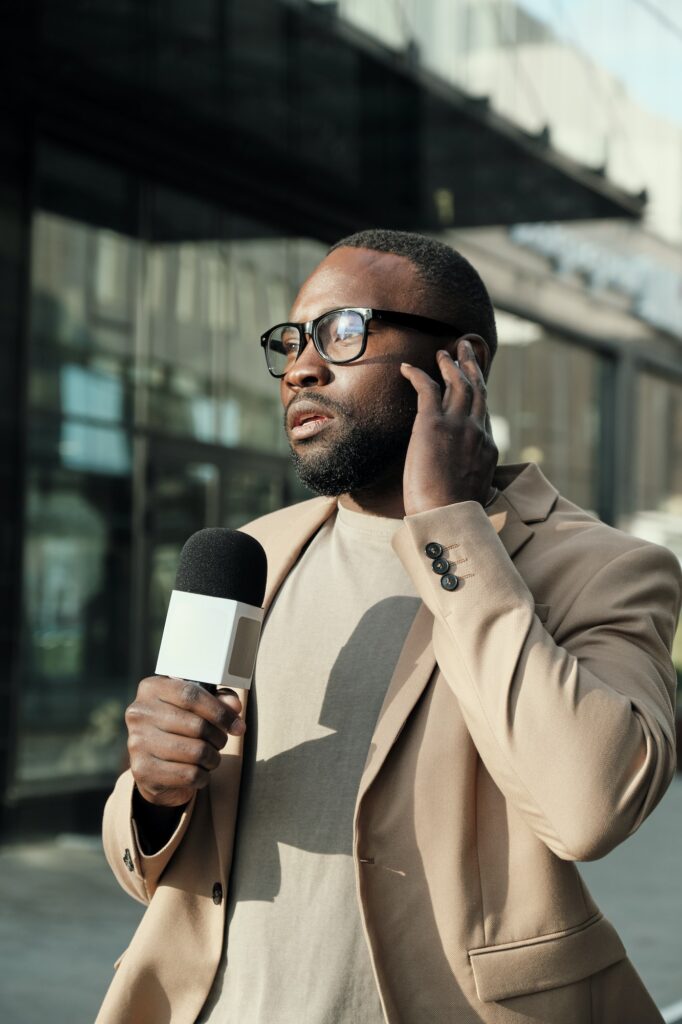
[[468, 913, 626, 1003]]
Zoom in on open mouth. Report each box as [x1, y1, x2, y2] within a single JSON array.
[[288, 402, 335, 440], [290, 413, 332, 439]]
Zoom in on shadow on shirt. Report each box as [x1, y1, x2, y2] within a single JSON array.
[[228, 595, 421, 898]]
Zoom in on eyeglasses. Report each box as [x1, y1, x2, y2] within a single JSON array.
[[260, 307, 460, 379]]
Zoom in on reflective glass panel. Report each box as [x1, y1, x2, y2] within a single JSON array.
[[487, 310, 607, 514], [16, 448, 132, 788], [16, 143, 324, 792], [630, 372, 682, 692]]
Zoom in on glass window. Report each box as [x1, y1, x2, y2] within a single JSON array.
[[29, 212, 135, 424], [632, 373, 682, 551], [16, 143, 325, 794], [487, 310, 608, 515], [140, 188, 326, 452], [629, 372, 682, 693], [16, 449, 132, 789]]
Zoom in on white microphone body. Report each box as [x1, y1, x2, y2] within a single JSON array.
[[156, 590, 264, 690]]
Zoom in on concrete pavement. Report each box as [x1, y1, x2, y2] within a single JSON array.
[[579, 775, 682, 1014], [0, 834, 143, 1024], [1, 778, 681, 1023]]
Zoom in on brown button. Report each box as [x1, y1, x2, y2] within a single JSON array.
[[123, 848, 134, 872], [432, 557, 450, 575], [425, 542, 443, 559], [212, 882, 223, 905], [440, 573, 459, 591]]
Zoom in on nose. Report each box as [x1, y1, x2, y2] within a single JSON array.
[[282, 334, 332, 390]]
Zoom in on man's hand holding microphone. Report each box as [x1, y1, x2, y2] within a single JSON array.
[[125, 527, 267, 851]]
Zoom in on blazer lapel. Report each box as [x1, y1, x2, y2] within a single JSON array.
[[356, 602, 435, 806], [210, 495, 337, 883], [246, 496, 337, 613], [356, 493, 535, 809], [489, 495, 535, 560]]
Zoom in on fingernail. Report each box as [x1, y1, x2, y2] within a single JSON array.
[[230, 718, 246, 736], [401, 361, 412, 367]]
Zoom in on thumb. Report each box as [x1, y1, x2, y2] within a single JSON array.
[[217, 689, 246, 737], [216, 688, 242, 715]]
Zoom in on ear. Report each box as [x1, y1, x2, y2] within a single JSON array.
[[444, 333, 492, 380]]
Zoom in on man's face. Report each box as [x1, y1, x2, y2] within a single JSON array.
[[280, 247, 444, 498]]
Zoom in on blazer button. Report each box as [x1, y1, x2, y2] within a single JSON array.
[[123, 848, 134, 872], [425, 542, 443, 559], [440, 573, 459, 591], [432, 557, 450, 575], [212, 882, 223, 905]]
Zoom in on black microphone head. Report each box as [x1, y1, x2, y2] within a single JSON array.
[[174, 528, 267, 607]]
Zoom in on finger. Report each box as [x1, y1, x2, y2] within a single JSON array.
[[455, 339, 487, 422], [216, 691, 246, 736], [132, 701, 229, 750], [400, 362, 442, 415], [145, 730, 222, 772], [154, 677, 242, 732], [134, 755, 211, 796], [436, 349, 474, 416]]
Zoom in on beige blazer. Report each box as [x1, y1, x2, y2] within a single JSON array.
[[98, 464, 681, 1024]]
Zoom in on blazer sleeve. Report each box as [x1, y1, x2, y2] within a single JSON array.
[[394, 500, 681, 863], [102, 769, 197, 904]]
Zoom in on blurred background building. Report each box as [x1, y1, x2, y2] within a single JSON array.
[[0, 0, 680, 837]]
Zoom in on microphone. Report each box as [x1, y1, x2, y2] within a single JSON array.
[[155, 528, 268, 691]]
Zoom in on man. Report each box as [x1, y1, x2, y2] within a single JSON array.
[[98, 230, 680, 1024]]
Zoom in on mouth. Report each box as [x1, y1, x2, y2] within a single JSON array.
[[287, 402, 335, 441]]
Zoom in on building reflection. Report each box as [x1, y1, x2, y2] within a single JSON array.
[[0, 0, 680, 834]]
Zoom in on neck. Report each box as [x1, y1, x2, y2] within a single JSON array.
[[338, 475, 405, 519]]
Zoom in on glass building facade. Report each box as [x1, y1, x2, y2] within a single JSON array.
[[12, 143, 326, 816], [1, 0, 680, 836]]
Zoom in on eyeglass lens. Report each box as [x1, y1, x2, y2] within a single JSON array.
[[265, 309, 365, 376]]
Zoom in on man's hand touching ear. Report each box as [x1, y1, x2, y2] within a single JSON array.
[[400, 336, 498, 517]]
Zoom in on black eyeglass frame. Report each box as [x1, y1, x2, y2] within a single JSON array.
[[259, 306, 461, 378]]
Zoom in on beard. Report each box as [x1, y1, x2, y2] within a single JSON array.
[[286, 389, 417, 497]]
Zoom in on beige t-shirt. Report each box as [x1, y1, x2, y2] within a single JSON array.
[[197, 502, 420, 1023]]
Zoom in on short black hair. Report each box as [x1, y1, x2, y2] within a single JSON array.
[[329, 228, 497, 361]]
